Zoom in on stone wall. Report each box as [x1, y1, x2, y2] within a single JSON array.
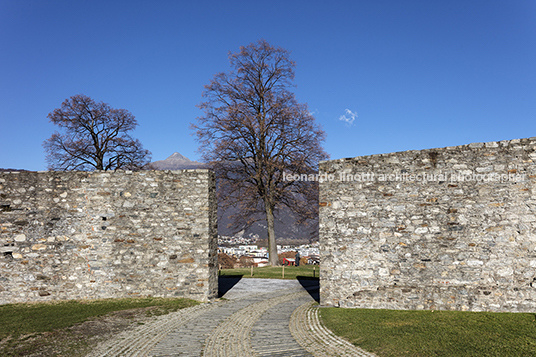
[[319, 137, 536, 312], [0, 170, 217, 304]]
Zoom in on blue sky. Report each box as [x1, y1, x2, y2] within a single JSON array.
[[1, 0, 535, 171]]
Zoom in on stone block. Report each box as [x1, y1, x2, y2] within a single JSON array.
[[0, 170, 218, 305], [319, 137, 536, 312]]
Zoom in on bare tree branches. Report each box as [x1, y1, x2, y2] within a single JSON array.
[[43, 94, 152, 171], [192, 40, 328, 266]]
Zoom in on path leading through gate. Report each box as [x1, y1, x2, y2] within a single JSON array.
[[87, 278, 375, 357]]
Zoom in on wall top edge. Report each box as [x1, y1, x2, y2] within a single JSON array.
[[0, 169, 213, 175], [319, 136, 536, 165]]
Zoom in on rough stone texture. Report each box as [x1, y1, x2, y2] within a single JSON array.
[[319, 137, 536, 312], [0, 170, 217, 304]]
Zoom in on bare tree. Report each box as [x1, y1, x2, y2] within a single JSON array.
[[192, 40, 328, 266], [43, 94, 152, 171]]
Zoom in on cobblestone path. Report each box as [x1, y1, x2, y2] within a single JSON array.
[[87, 279, 374, 357]]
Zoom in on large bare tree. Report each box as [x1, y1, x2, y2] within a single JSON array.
[[192, 40, 328, 266], [44, 94, 152, 171]]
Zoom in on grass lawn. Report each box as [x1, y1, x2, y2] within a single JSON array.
[[219, 264, 319, 280], [0, 297, 199, 356], [320, 307, 536, 357]]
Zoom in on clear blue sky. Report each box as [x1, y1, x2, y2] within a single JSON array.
[[1, 0, 535, 171]]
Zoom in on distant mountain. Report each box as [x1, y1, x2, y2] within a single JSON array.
[[218, 205, 318, 243], [151, 152, 206, 170]]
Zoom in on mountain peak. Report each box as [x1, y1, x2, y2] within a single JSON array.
[[167, 152, 190, 161], [151, 152, 204, 170]]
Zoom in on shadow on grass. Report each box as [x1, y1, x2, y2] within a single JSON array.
[[218, 275, 243, 298], [296, 276, 319, 303]]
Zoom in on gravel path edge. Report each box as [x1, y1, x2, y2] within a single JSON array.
[[289, 301, 377, 357]]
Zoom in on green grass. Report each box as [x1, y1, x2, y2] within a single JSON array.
[[219, 265, 319, 280], [0, 297, 199, 341], [320, 307, 536, 357]]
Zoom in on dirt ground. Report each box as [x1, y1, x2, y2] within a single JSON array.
[[0, 306, 165, 357]]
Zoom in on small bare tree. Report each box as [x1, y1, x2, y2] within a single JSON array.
[[43, 94, 152, 171], [192, 40, 328, 266]]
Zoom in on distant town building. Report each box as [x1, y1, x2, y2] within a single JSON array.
[[219, 238, 319, 265]]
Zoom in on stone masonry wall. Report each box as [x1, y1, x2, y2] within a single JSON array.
[[319, 137, 536, 312], [0, 170, 217, 304]]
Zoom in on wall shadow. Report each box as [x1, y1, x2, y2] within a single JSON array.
[[296, 276, 319, 303], [218, 275, 243, 298]]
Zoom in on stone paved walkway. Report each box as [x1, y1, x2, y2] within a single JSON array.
[[87, 279, 375, 357]]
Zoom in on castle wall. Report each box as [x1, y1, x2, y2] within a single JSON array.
[[0, 170, 217, 304], [319, 138, 536, 312]]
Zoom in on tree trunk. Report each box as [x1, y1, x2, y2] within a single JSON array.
[[265, 201, 279, 266], [95, 152, 104, 170]]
